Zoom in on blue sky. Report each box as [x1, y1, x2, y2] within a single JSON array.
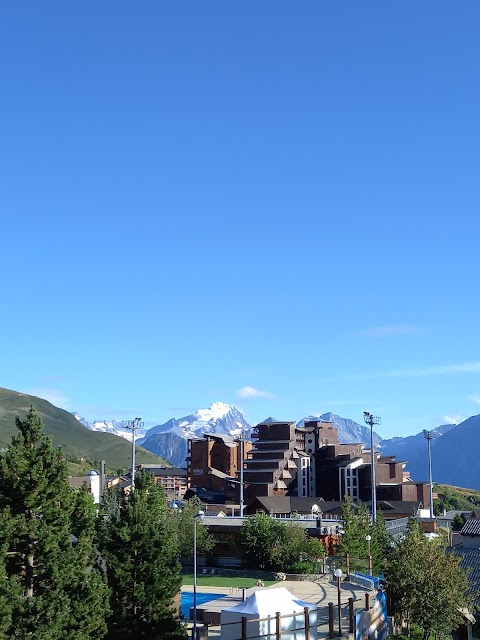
[[1, 2, 479, 438]]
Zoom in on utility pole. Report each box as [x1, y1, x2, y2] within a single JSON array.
[[423, 430, 435, 519], [363, 412, 381, 523], [125, 418, 143, 491]]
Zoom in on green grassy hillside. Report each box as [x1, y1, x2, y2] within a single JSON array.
[[434, 483, 480, 513], [0, 387, 167, 470]]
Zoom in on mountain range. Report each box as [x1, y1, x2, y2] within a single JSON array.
[[136, 405, 478, 490], [136, 406, 385, 468], [2, 385, 478, 490], [137, 402, 250, 466], [73, 414, 147, 441]]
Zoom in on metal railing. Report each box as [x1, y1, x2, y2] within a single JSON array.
[[196, 605, 344, 640]]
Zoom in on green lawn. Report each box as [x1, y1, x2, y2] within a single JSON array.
[[182, 575, 278, 588]]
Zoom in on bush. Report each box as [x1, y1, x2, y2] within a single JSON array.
[[289, 561, 317, 575]]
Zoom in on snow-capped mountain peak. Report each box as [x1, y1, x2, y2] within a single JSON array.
[[139, 402, 251, 443], [74, 414, 146, 442]]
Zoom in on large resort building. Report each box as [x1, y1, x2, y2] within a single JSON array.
[[187, 418, 430, 512]]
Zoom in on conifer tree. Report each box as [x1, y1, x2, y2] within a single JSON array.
[[0, 516, 21, 640], [0, 406, 109, 639], [99, 470, 186, 640], [339, 498, 370, 559], [370, 511, 392, 574]]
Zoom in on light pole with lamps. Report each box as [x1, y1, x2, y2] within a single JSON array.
[[193, 510, 205, 640], [125, 417, 143, 491], [365, 535, 372, 575], [311, 503, 323, 533], [363, 412, 381, 522], [334, 568, 343, 636], [238, 432, 246, 517], [423, 430, 435, 519]]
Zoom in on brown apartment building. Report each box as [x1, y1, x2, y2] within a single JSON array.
[[186, 433, 253, 502], [186, 419, 430, 511]]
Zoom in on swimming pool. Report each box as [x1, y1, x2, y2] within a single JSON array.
[[180, 591, 225, 619]]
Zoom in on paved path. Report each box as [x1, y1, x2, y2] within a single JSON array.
[[183, 578, 374, 636]]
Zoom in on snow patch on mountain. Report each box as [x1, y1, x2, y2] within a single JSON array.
[[73, 413, 146, 442], [139, 402, 251, 444]]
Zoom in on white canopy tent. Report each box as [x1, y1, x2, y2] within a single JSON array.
[[220, 587, 317, 640]]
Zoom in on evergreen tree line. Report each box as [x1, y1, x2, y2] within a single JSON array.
[[0, 407, 212, 640]]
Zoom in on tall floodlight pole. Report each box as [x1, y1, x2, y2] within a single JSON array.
[[423, 430, 434, 519], [236, 431, 246, 517], [126, 418, 143, 491], [193, 510, 205, 640], [363, 412, 381, 523]]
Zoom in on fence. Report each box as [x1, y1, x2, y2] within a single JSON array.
[[384, 516, 410, 540], [196, 592, 376, 640]]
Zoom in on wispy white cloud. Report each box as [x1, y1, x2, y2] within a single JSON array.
[[334, 361, 480, 382], [382, 362, 480, 378], [356, 325, 424, 338], [22, 388, 69, 409], [443, 414, 466, 425], [236, 386, 275, 400], [468, 394, 480, 405]]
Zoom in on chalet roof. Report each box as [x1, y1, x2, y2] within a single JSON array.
[[184, 486, 227, 504], [142, 466, 187, 477], [461, 519, 480, 536], [245, 496, 420, 517], [68, 477, 88, 490], [377, 500, 420, 514], [247, 496, 343, 515], [450, 548, 480, 606]]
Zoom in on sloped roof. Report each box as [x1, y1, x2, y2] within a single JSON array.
[[249, 496, 344, 515], [68, 477, 88, 490], [145, 466, 187, 477], [377, 500, 420, 514], [461, 518, 480, 536], [450, 547, 480, 606]]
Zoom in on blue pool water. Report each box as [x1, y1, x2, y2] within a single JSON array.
[[181, 592, 225, 619]]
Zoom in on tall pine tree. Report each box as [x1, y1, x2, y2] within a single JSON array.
[[99, 470, 186, 640], [0, 406, 109, 639]]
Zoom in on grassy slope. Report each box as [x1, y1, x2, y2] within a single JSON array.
[[434, 483, 480, 511], [0, 387, 167, 470]]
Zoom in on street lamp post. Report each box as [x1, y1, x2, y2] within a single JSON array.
[[363, 412, 381, 522], [311, 504, 322, 529], [423, 430, 435, 519], [365, 535, 372, 575], [334, 568, 343, 637], [125, 418, 144, 491], [193, 510, 205, 640]]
